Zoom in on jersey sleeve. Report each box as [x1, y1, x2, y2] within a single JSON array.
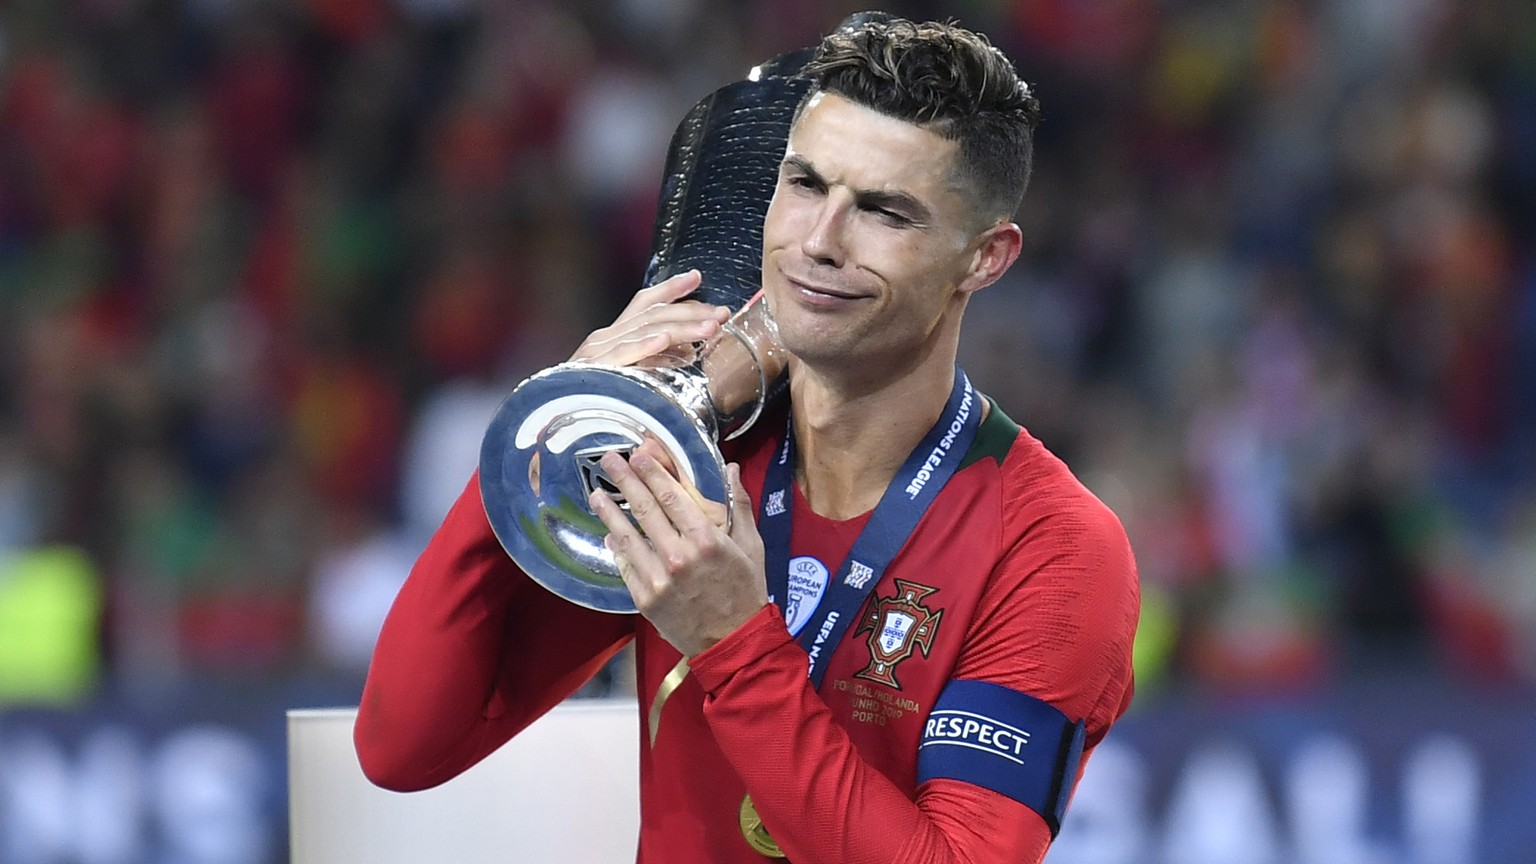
[[953, 462, 1140, 757], [353, 472, 635, 792], [688, 446, 1139, 864]]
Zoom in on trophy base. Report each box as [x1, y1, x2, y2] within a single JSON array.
[[479, 363, 729, 613]]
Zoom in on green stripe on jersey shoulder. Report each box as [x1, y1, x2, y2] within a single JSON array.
[[959, 397, 1020, 471]]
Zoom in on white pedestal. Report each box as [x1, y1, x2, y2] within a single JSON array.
[[287, 700, 640, 864]]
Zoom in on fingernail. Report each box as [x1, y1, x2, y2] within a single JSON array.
[[630, 453, 653, 471]]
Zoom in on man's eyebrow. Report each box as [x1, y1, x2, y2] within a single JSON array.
[[855, 189, 931, 224], [782, 155, 932, 224], [782, 155, 824, 184]]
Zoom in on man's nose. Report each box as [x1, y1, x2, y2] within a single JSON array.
[[800, 198, 849, 267]]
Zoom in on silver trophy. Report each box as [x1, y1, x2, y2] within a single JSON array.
[[478, 47, 813, 613]]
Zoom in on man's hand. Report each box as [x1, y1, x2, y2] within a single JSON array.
[[569, 270, 731, 366], [587, 439, 768, 658]]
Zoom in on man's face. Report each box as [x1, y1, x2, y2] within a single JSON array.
[[761, 91, 984, 371]]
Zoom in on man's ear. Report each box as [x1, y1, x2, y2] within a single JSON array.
[[958, 221, 1023, 296]]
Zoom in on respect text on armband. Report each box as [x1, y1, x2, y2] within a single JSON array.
[[922, 710, 1031, 762]]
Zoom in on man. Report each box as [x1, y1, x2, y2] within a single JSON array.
[[356, 16, 1138, 864]]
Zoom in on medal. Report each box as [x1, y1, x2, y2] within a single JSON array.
[[738, 795, 786, 858]]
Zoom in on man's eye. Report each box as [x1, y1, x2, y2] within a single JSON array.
[[873, 208, 911, 226], [788, 175, 821, 191]]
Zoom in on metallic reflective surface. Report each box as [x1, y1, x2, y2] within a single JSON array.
[[480, 364, 726, 612]]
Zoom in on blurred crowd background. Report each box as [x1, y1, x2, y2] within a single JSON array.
[[1, 0, 1534, 712]]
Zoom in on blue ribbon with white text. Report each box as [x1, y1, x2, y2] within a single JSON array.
[[760, 366, 980, 689]]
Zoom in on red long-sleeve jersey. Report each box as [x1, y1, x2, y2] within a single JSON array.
[[355, 399, 1139, 863]]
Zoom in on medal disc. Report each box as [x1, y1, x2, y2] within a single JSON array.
[[738, 795, 786, 858]]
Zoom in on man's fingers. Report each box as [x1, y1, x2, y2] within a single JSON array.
[[619, 299, 730, 329], [725, 463, 760, 549], [570, 270, 743, 367], [600, 446, 722, 554], [631, 438, 727, 525], [597, 451, 683, 549], [727, 463, 753, 525], [620, 269, 703, 317], [588, 488, 658, 603], [573, 301, 730, 365], [583, 331, 680, 369], [633, 437, 678, 475], [626, 451, 722, 539]]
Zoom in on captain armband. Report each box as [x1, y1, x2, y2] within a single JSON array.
[[915, 679, 1086, 837]]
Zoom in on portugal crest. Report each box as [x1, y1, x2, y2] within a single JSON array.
[[854, 580, 943, 689]]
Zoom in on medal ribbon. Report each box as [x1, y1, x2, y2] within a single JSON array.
[[760, 366, 980, 689]]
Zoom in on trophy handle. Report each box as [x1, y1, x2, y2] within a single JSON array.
[[690, 292, 787, 442]]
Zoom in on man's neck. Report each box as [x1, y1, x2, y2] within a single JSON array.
[[788, 353, 963, 520]]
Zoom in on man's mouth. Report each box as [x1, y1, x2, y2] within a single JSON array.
[[786, 276, 864, 301]]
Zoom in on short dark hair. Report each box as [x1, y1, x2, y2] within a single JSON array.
[[798, 17, 1042, 224]]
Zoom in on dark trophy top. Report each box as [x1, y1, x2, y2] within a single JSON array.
[[642, 48, 813, 310]]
